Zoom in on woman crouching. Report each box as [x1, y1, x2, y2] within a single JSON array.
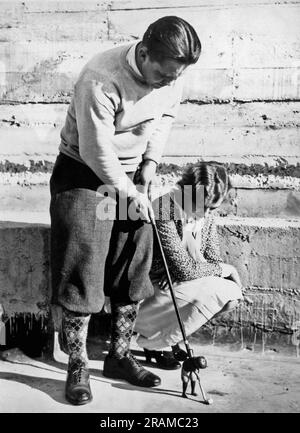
[[134, 161, 244, 368]]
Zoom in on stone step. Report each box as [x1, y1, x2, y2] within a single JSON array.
[[1, 100, 299, 220], [1, 177, 299, 219], [1, 102, 300, 159], [0, 217, 299, 323], [1, 2, 300, 102]]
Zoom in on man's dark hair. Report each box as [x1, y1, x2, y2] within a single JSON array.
[[142, 16, 201, 64]]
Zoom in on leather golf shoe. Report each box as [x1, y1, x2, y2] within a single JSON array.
[[65, 359, 93, 405], [103, 352, 161, 387]]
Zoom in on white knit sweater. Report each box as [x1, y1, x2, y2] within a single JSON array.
[[59, 42, 183, 197]]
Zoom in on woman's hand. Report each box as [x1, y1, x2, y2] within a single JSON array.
[[158, 275, 170, 291], [220, 263, 242, 288], [157, 275, 178, 291]]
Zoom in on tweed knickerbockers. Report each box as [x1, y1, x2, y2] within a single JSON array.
[[50, 153, 154, 314]]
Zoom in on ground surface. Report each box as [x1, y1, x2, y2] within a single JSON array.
[[0, 335, 299, 414]]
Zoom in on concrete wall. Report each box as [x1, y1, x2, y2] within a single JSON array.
[[0, 1, 299, 347], [0, 219, 299, 335], [0, 0, 299, 218]]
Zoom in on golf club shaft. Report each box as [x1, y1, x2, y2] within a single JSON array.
[[147, 185, 212, 405], [150, 216, 193, 359]]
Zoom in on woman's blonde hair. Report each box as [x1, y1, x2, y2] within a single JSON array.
[[178, 161, 232, 210]]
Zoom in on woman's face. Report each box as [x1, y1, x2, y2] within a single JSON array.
[[193, 202, 220, 219], [194, 207, 211, 219]]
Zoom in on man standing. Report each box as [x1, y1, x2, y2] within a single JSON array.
[[50, 16, 201, 405]]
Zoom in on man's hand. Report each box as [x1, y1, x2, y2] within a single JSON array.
[[130, 159, 157, 222], [138, 159, 157, 193], [220, 263, 242, 288], [128, 191, 154, 223]]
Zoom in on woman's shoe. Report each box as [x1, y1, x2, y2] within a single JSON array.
[[143, 349, 181, 370], [171, 344, 188, 361]]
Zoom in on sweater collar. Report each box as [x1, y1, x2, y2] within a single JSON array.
[[125, 41, 147, 84]]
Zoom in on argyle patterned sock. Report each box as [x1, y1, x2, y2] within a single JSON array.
[[62, 308, 90, 368], [109, 301, 139, 359]]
